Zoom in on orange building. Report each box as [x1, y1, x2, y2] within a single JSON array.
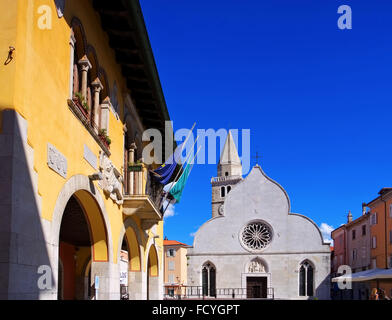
[[366, 188, 392, 297], [163, 239, 190, 298]]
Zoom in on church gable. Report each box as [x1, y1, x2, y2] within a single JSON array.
[[191, 164, 329, 254]]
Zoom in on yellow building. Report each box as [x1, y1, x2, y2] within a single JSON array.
[[163, 239, 190, 298], [0, 0, 173, 300]]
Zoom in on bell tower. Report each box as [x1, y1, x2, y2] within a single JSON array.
[[211, 131, 242, 218]]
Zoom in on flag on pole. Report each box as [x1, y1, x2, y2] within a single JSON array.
[[152, 144, 183, 185], [168, 161, 193, 203], [152, 123, 196, 185]]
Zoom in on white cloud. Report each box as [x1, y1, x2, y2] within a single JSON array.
[[163, 200, 176, 219], [319, 222, 334, 246], [189, 231, 197, 237]]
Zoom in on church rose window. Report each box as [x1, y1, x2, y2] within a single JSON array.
[[240, 221, 273, 251]]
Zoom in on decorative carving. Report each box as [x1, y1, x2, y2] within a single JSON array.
[[240, 221, 273, 251], [83, 144, 97, 170], [47, 143, 67, 178], [99, 152, 123, 204], [248, 260, 266, 273]]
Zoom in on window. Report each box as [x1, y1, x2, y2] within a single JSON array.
[[390, 230, 392, 245], [390, 204, 392, 218], [168, 261, 175, 271], [372, 236, 377, 249], [202, 262, 216, 297], [227, 186, 231, 194], [372, 258, 377, 269], [221, 187, 226, 198], [167, 249, 176, 257], [225, 172, 228, 177], [371, 213, 377, 225], [168, 288, 174, 297], [168, 274, 175, 284], [352, 249, 357, 261], [352, 230, 356, 240], [299, 261, 314, 297], [362, 225, 366, 236]]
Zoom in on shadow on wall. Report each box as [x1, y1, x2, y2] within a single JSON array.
[[312, 274, 331, 300], [0, 110, 53, 300]]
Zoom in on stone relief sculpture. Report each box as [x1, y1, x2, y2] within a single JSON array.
[[248, 260, 266, 273], [99, 152, 123, 205]]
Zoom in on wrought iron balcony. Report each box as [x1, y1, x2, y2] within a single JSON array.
[[123, 163, 164, 230], [163, 286, 275, 300]]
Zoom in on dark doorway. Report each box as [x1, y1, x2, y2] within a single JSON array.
[[247, 277, 267, 299], [58, 195, 92, 300]]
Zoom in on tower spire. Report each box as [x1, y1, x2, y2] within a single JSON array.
[[218, 131, 242, 177]]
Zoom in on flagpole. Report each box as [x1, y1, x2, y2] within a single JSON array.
[[160, 136, 199, 210], [162, 146, 202, 215], [162, 136, 199, 200], [151, 122, 196, 177]]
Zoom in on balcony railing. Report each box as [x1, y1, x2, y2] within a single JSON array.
[[211, 175, 242, 184], [122, 163, 164, 227], [67, 98, 111, 156], [163, 286, 275, 300]]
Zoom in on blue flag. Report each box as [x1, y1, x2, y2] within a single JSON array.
[[168, 161, 193, 203], [153, 144, 183, 185]]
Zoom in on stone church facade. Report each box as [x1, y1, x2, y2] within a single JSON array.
[[187, 132, 331, 299]]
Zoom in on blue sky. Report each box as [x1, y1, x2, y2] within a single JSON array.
[[140, 0, 392, 246]]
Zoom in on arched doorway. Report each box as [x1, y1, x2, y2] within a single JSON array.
[[146, 244, 159, 300], [57, 189, 109, 300], [117, 218, 143, 299], [58, 195, 92, 300], [202, 262, 216, 297]]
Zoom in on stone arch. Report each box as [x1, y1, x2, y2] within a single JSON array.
[[117, 218, 143, 270], [98, 67, 110, 101], [146, 241, 160, 300], [147, 244, 159, 277], [71, 17, 87, 61], [201, 261, 216, 297], [50, 174, 116, 299], [299, 259, 315, 297], [51, 175, 113, 261]]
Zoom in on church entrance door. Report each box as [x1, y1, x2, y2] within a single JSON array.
[[246, 277, 267, 299]]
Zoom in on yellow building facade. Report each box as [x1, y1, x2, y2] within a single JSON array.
[[0, 0, 172, 300]]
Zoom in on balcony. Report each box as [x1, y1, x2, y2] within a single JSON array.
[[67, 98, 111, 156], [211, 175, 242, 186], [123, 162, 163, 230]]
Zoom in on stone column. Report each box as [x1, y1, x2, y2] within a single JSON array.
[[69, 32, 76, 99], [128, 143, 136, 195], [100, 97, 111, 134], [91, 261, 120, 300], [91, 78, 103, 132], [78, 55, 92, 100]]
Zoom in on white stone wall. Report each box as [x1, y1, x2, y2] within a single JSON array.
[[188, 166, 331, 300]]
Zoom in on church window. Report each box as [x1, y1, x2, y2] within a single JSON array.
[[240, 221, 273, 251], [221, 187, 225, 198], [299, 261, 314, 297], [227, 186, 231, 194], [202, 262, 216, 297]]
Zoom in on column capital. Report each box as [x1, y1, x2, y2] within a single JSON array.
[[91, 77, 103, 92], [101, 96, 112, 109], [78, 55, 92, 71]]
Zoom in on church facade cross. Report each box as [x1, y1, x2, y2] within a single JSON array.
[[253, 152, 261, 165]]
